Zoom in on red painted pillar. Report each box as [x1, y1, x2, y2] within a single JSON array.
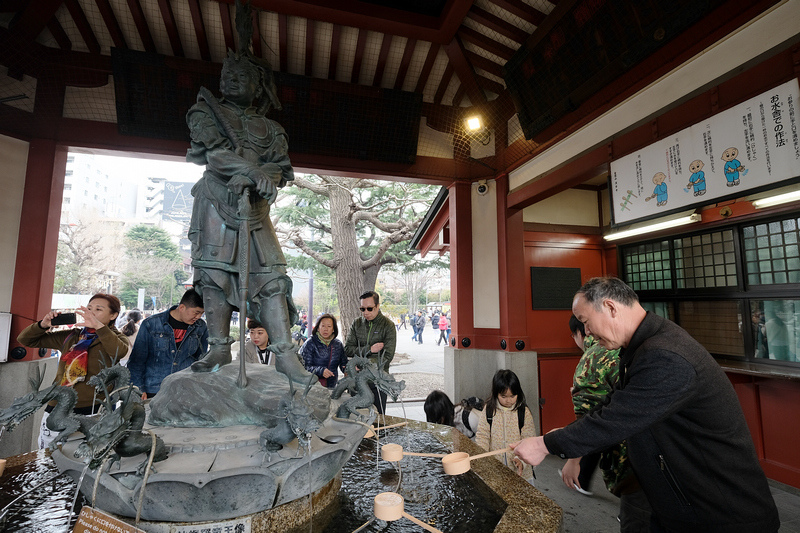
[[496, 173, 529, 350], [447, 180, 474, 348], [9, 139, 67, 361]]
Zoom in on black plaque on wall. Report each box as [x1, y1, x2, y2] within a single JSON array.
[[531, 267, 581, 310]]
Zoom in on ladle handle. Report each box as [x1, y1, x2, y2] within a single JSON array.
[[402, 451, 447, 458], [375, 421, 408, 431], [469, 446, 513, 461], [402, 512, 443, 533]]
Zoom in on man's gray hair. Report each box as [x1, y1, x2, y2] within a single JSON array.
[[577, 277, 639, 309]]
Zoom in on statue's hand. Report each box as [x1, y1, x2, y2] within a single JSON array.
[[228, 174, 253, 196]]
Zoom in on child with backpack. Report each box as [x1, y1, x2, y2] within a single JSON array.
[[476, 369, 537, 482]]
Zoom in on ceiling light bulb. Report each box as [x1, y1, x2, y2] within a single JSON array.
[[466, 116, 481, 131]]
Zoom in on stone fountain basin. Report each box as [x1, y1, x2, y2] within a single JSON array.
[[50, 364, 375, 523], [51, 416, 369, 522]]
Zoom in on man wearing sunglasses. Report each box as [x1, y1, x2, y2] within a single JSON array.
[[344, 290, 397, 414]]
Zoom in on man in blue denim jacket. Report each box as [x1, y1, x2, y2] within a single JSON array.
[[128, 289, 209, 398]]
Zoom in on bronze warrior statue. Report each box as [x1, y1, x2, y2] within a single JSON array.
[[185, 40, 313, 385]]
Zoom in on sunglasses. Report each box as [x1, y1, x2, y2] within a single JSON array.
[[360, 307, 375, 312]]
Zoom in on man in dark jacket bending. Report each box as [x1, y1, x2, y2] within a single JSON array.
[[512, 277, 778, 533]]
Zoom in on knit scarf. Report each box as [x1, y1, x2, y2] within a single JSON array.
[[316, 332, 333, 346], [59, 328, 97, 387]]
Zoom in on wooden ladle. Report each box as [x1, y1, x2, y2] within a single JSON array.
[[373, 491, 443, 533], [0, 458, 5, 478], [441, 446, 513, 475], [380, 443, 446, 462], [364, 421, 408, 440]]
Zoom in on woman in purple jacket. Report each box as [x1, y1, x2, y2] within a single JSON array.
[[300, 313, 346, 389]]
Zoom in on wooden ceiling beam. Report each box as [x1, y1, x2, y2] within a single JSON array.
[[46, 17, 72, 51], [467, 6, 528, 44], [305, 18, 314, 76], [328, 23, 341, 80], [126, 0, 156, 53], [218, 1, 234, 52], [351, 28, 367, 85], [394, 37, 416, 90], [444, 36, 487, 105], [217, 0, 473, 45], [159, 0, 184, 57], [459, 26, 515, 61], [187, 0, 211, 61], [95, 0, 128, 49], [372, 33, 392, 87], [433, 62, 454, 105], [477, 73, 504, 96], [465, 50, 503, 78], [7, 0, 61, 44], [491, 0, 546, 27], [251, 9, 262, 57], [452, 84, 466, 107], [278, 13, 288, 72], [415, 43, 439, 94], [64, 0, 101, 55]]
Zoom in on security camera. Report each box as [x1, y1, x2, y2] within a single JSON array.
[[476, 180, 489, 196]]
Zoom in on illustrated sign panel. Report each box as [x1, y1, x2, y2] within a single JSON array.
[[610, 79, 800, 226]]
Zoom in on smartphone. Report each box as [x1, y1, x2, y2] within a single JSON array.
[[51, 312, 77, 326]]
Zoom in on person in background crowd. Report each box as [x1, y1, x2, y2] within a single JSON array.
[[437, 313, 449, 346], [119, 308, 143, 366], [301, 313, 346, 389], [244, 319, 272, 364], [128, 289, 208, 399], [344, 291, 396, 414]]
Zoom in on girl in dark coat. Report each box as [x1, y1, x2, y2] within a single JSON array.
[[300, 313, 346, 389]]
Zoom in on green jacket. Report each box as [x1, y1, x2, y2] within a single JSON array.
[[344, 311, 396, 372]]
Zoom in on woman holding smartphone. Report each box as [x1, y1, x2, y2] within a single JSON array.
[[17, 293, 130, 448]]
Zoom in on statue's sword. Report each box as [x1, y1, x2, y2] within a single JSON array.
[[199, 87, 250, 388]]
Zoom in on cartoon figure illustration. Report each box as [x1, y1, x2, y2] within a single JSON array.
[[721, 147, 745, 187], [686, 159, 706, 196], [619, 189, 638, 212], [644, 172, 668, 206]]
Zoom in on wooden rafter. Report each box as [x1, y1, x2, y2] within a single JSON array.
[[278, 13, 288, 72], [64, 0, 101, 54], [351, 28, 367, 85], [126, 0, 156, 53], [46, 17, 72, 51], [328, 23, 341, 80], [444, 36, 486, 105], [465, 50, 503, 78], [415, 42, 439, 94], [159, 0, 184, 57], [95, 0, 128, 49], [468, 6, 528, 44], [305, 18, 314, 76], [187, 0, 211, 61], [217, 1, 234, 52], [491, 0, 546, 27], [372, 33, 392, 87], [477, 74, 504, 96], [394, 37, 416, 90], [433, 62, 454, 105], [251, 9, 262, 57], [459, 26, 515, 61]]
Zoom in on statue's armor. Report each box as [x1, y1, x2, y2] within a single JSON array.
[[186, 96, 295, 312]]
